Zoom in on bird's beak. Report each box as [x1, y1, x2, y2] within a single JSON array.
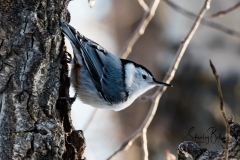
[[153, 79, 173, 87]]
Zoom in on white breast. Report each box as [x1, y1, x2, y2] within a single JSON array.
[[111, 63, 155, 111]]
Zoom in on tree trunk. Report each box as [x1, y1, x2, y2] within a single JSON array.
[[0, 0, 85, 159]]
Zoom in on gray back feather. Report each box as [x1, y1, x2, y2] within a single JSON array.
[[97, 50, 127, 103]]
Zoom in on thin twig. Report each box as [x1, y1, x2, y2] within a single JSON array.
[[138, 0, 149, 11], [142, 129, 148, 160], [121, 0, 161, 59], [83, 108, 98, 131], [163, 0, 240, 39], [107, 0, 211, 159], [209, 60, 230, 160], [107, 132, 141, 159], [209, 2, 240, 18]]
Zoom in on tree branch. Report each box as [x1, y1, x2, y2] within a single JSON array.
[[209, 2, 240, 18], [138, 0, 149, 11], [107, 132, 141, 159], [209, 60, 230, 160], [142, 130, 148, 160], [163, 0, 240, 39], [121, 0, 161, 59]]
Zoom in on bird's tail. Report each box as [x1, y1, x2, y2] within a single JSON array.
[[61, 21, 82, 50], [61, 21, 87, 65]]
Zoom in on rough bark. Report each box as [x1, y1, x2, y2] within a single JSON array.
[[0, 0, 85, 159]]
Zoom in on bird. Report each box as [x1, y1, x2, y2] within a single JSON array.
[[61, 21, 172, 111]]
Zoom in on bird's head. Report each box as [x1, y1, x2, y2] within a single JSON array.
[[123, 61, 172, 100]]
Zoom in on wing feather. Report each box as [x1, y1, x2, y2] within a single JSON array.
[[61, 21, 127, 104]]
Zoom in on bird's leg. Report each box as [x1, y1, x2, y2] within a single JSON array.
[[65, 51, 72, 63], [63, 45, 73, 63], [69, 93, 77, 104], [60, 93, 77, 105]]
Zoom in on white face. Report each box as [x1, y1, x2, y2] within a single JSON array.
[[125, 63, 156, 100]]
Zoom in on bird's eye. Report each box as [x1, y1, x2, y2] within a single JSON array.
[[142, 75, 147, 79]]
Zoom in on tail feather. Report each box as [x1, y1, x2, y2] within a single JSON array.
[[61, 21, 86, 65], [61, 21, 81, 50]]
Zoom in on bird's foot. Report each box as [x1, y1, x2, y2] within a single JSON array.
[[63, 45, 73, 63], [60, 93, 77, 105], [65, 51, 72, 63]]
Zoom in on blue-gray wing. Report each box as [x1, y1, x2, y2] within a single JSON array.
[[96, 49, 127, 104], [61, 21, 127, 104], [82, 41, 127, 104]]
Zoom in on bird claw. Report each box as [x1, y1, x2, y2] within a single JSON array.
[[60, 93, 77, 105], [65, 52, 73, 63], [69, 93, 77, 104]]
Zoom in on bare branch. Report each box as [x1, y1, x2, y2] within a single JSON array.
[[209, 60, 230, 160], [107, 0, 211, 159], [142, 130, 149, 160], [209, 2, 240, 18], [107, 132, 141, 160], [138, 0, 149, 11], [121, 0, 161, 59], [163, 0, 240, 39], [145, 0, 212, 99], [209, 60, 228, 123]]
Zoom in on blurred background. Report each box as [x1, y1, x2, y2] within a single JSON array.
[[65, 0, 240, 159]]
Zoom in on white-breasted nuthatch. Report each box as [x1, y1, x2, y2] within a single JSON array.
[[61, 21, 172, 111]]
